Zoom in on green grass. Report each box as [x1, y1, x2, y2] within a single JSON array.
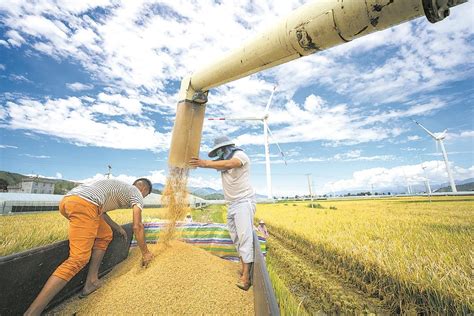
[[191, 205, 226, 223]]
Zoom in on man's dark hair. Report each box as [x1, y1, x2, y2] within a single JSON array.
[[133, 178, 153, 194]]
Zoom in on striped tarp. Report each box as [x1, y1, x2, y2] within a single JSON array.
[[131, 221, 266, 261]]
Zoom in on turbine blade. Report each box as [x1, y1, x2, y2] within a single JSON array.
[[264, 85, 277, 113], [266, 125, 287, 165], [413, 120, 438, 139]]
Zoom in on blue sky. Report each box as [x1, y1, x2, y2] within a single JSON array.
[[0, 0, 473, 196]]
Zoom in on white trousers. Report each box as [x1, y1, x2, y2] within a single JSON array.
[[227, 199, 256, 263]]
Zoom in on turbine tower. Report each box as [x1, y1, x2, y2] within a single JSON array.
[[414, 120, 457, 193], [421, 163, 432, 195], [106, 165, 112, 179], [208, 86, 286, 200]]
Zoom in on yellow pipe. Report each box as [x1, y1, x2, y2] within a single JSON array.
[[168, 0, 467, 168]]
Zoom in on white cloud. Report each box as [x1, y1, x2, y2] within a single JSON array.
[[230, 94, 402, 147], [0, 144, 18, 149], [401, 147, 425, 152], [74, 169, 221, 190], [5, 30, 25, 47], [9, 74, 32, 83], [55, 172, 63, 179], [0, 64, 5, 71], [188, 174, 221, 190], [0, 40, 9, 48], [303, 94, 324, 112], [66, 82, 94, 91], [321, 161, 474, 194], [0, 0, 472, 154], [407, 135, 421, 141], [77, 173, 150, 185], [446, 130, 474, 140], [2, 96, 169, 151], [21, 153, 50, 159]]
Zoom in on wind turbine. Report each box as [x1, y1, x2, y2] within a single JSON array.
[[402, 168, 412, 195], [421, 163, 432, 195], [413, 120, 457, 193], [208, 86, 286, 200]]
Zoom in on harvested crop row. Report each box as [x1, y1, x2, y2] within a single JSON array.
[[270, 224, 472, 314], [50, 240, 254, 315], [266, 262, 311, 316], [267, 233, 388, 314]]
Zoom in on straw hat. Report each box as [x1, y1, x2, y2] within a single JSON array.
[[208, 136, 235, 158], [259, 220, 265, 224]]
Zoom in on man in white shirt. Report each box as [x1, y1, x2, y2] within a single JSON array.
[[190, 136, 255, 291]]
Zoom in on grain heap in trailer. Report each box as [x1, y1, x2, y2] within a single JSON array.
[[0, 0, 466, 314]]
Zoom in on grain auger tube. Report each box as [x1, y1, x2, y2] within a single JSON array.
[[168, 0, 467, 168]]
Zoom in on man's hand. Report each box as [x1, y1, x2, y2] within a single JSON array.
[[117, 226, 127, 241], [141, 251, 154, 268], [189, 157, 207, 168]]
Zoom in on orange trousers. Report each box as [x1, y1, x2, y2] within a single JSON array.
[[53, 195, 113, 281]]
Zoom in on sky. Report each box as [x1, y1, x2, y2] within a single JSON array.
[[0, 0, 473, 197]]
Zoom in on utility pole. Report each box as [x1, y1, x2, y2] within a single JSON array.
[[106, 165, 112, 179], [306, 173, 313, 208]]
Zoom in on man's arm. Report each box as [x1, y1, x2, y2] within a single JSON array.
[[132, 205, 153, 266], [103, 213, 127, 239], [189, 157, 242, 170], [103, 213, 121, 231]]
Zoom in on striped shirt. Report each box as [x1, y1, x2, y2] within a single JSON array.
[[66, 179, 144, 213]]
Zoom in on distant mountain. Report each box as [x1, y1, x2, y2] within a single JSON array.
[[151, 183, 164, 194], [321, 178, 474, 197], [188, 186, 221, 196], [202, 193, 225, 200], [435, 182, 474, 192]]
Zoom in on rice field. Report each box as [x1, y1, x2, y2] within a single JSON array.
[[1, 196, 473, 314], [0, 208, 168, 256], [257, 196, 474, 314]]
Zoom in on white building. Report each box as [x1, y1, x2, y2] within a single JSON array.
[[7, 178, 55, 194], [1, 192, 208, 215]]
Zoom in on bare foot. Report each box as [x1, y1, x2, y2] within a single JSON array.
[[236, 277, 251, 291], [80, 279, 103, 298]]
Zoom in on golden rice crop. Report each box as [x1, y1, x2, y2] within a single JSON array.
[[257, 196, 474, 314], [0, 208, 167, 256]]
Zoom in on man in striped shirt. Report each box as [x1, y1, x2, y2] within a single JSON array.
[[26, 178, 154, 316]]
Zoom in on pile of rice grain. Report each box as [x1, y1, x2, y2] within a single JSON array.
[[50, 241, 254, 315]]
